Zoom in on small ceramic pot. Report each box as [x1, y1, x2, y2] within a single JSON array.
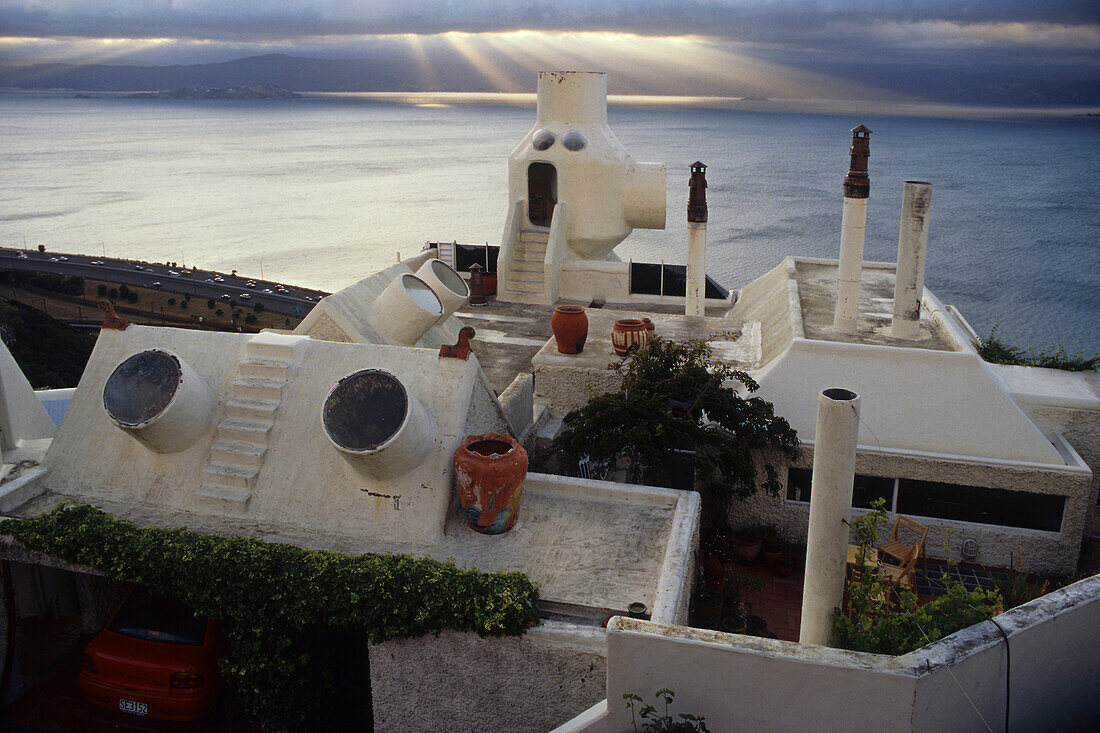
[[612, 318, 650, 356], [453, 432, 528, 534], [551, 305, 588, 354]]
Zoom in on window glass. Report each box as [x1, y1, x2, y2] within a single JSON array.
[[853, 475, 894, 509], [896, 479, 1064, 532], [110, 589, 207, 645]]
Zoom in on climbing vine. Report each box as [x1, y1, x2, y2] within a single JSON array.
[[0, 505, 540, 729]]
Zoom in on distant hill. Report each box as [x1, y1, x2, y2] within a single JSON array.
[[0, 53, 485, 94], [1, 53, 1096, 106]]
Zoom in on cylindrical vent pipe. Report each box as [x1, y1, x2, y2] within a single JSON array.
[[891, 181, 933, 339], [103, 349, 215, 453], [834, 125, 871, 333], [685, 161, 708, 318], [536, 71, 607, 126], [322, 369, 437, 479], [415, 258, 470, 320], [369, 273, 444, 345], [799, 388, 861, 647]]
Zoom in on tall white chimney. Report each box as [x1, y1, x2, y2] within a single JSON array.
[[833, 126, 871, 333], [799, 388, 860, 646], [685, 162, 707, 317], [891, 181, 933, 339]]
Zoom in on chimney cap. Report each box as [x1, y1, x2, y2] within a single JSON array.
[[691, 160, 706, 170], [851, 124, 872, 136]]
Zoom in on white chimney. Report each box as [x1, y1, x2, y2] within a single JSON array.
[[799, 388, 860, 646], [891, 181, 933, 339], [685, 162, 708, 317], [368, 273, 444, 345], [833, 126, 871, 333]]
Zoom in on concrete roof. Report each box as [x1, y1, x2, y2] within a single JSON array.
[[730, 257, 1074, 467]]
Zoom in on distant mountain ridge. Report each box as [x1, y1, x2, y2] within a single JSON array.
[[1, 53, 1097, 106]]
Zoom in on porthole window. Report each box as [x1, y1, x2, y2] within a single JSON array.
[[532, 129, 555, 151], [103, 350, 181, 426], [562, 131, 587, 151], [323, 369, 408, 452]]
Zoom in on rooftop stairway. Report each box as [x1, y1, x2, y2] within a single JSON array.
[[196, 334, 297, 510], [503, 228, 548, 302]]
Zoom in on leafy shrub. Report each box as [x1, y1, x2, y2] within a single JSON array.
[[553, 337, 798, 524], [624, 689, 709, 732], [253, 302, 265, 313], [0, 505, 539, 730], [244, 313, 257, 324], [0, 300, 94, 388], [107, 288, 118, 299], [207, 299, 215, 309], [215, 308, 224, 317], [167, 298, 176, 306], [974, 328, 1097, 372]]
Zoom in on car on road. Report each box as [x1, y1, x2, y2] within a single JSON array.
[[214, 276, 224, 282], [135, 265, 144, 270], [91, 260, 104, 265], [245, 281, 256, 288], [59, 256, 68, 260], [168, 270, 179, 276], [239, 293, 252, 300], [220, 294, 231, 301], [276, 286, 288, 293], [262, 289, 273, 294], [152, 282, 162, 288], [49, 257, 59, 261], [79, 588, 226, 722], [205, 278, 214, 282]]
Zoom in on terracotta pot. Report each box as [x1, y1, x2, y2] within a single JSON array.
[[612, 318, 650, 356], [731, 531, 763, 564], [720, 615, 747, 634], [642, 317, 655, 332], [775, 554, 796, 577], [551, 305, 588, 354], [454, 432, 528, 534]]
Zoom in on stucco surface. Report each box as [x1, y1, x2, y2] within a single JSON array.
[[371, 623, 607, 733], [733, 446, 1091, 575]]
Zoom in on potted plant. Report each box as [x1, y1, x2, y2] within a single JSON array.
[[761, 528, 784, 568], [775, 548, 797, 577], [731, 525, 766, 564], [719, 569, 764, 634]]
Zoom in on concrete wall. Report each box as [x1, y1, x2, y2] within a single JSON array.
[[552, 573, 1100, 733], [371, 622, 607, 733], [731, 444, 1091, 575]]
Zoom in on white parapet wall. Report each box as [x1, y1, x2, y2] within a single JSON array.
[[552, 573, 1100, 732]]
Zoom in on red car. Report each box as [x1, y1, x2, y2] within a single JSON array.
[[79, 589, 227, 721]]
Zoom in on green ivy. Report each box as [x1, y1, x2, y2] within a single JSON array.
[[0, 505, 540, 729]]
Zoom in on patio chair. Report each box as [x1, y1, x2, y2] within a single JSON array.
[[879, 515, 929, 578], [878, 542, 920, 594]]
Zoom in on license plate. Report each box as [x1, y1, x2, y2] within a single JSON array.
[[119, 698, 149, 716]]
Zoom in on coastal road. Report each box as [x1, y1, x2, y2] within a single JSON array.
[[0, 247, 328, 317]]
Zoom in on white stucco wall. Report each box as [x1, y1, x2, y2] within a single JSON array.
[[553, 573, 1100, 733]]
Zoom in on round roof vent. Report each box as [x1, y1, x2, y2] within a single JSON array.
[[323, 369, 409, 453], [532, 129, 555, 151], [103, 350, 182, 426]]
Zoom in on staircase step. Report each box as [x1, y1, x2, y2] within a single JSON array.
[[511, 271, 544, 284], [518, 230, 549, 243], [513, 249, 546, 263], [225, 398, 278, 422], [238, 358, 291, 381], [201, 464, 256, 491], [233, 377, 285, 403], [512, 261, 545, 273], [509, 281, 544, 294], [216, 420, 272, 444], [245, 332, 306, 361], [196, 482, 252, 510], [210, 441, 266, 470]]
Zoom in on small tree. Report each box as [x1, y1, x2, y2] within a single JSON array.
[[553, 337, 799, 525]]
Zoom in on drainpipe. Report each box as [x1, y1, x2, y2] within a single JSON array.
[[799, 388, 860, 647], [685, 162, 708, 317], [833, 126, 871, 333], [891, 181, 933, 339]]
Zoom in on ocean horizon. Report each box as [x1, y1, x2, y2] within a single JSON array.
[[2, 91, 1097, 354]]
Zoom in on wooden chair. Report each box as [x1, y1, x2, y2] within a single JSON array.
[[878, 542, 920, 593], [879, 515, 929, 578]]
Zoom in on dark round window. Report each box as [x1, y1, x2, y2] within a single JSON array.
[[562, 131, 587, 151], [103, 350, 182, 426], [323, 370, 408, 452], [532, 129, 555, 151]]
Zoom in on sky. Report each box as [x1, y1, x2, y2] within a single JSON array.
[[1, 1, 1098, 101]]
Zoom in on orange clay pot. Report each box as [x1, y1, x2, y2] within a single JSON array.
[[612, 318, 650, 356], [454, 432, 528, 534], [551, 305, 588, 354]]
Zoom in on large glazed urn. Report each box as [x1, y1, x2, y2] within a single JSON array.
[[612, 318, 650, 356], [453, 432, 528, 534], [551, 305, 588, 354]]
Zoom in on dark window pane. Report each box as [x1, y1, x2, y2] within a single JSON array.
[[110, 589, 206, 645], [853, 474, 894, 509], [786, 468, 813, 502], [896, 479, 1064, 532]]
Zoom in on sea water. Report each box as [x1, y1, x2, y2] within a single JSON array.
[[1, 92, 1097, 354]]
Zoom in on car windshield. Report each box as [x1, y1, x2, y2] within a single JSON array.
[[109, 590, 207, 645]]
